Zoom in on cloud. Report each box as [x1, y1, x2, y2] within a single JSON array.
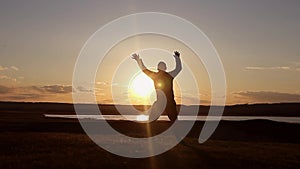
[[0, 75, 17, 82], [96, 81, 119, 86], [9, 85, 73, 94], [0, 85, 11, 94], [0, 66, 21, 83], [4, 93, 44, 100], [76, 86, 93, 93], [292, 61, 300, 66], [0, 84, 73, 102], [233, 91, 300, 102], [0, 66, 8, 71], [10, 66, 19, 71], [245, 66, 290, 70], [0, 65, 19, 71], [96, 81, 109, 85], [27, 85, 46, 92], [175, 95, 211, 105], [41, 85, 72, 94]]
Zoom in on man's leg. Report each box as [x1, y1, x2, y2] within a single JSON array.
[[167, 101, 178, 122], [149, 101, 161, 122]]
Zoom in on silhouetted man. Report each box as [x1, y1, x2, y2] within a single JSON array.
[[132, 51, 182, 122]]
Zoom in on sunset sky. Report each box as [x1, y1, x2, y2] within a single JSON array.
[[0, 0, 299, 105]]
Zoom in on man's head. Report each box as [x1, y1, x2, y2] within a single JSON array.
[[157, 61, 167, 71]]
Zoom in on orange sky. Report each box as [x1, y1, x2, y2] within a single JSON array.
[[0, 1, 299, 105]]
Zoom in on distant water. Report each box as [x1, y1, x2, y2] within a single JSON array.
[[44, 114, 300, 124]]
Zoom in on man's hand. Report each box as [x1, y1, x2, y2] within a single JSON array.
[[132, 53, 147, 70], [174, 51, 180, 57], [131, 53, 140, 61]]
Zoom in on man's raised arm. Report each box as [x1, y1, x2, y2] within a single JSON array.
[[169, 51, 182, 78], [131, 53, 155, 78]]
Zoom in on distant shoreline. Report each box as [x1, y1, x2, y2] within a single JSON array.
[[1, 101, 300, 117]]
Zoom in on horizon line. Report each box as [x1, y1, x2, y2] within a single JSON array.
[[1, 101, 300, 107]]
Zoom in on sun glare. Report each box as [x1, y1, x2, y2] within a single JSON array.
[[129, 73, 154, 97], [136, 114, 149, 122]]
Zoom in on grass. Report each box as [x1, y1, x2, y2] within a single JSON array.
[[0, 131, 299, 169]]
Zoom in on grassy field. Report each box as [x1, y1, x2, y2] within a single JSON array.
[[0, 131, 299, 169], [0, 102, 300, 169]]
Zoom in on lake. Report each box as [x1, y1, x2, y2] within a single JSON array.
[[44, 114, 300, 124]]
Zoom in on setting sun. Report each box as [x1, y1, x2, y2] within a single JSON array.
[[129, 72, 154, 97]]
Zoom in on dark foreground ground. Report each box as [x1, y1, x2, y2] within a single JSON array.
[[0, 106, 300, 169]]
